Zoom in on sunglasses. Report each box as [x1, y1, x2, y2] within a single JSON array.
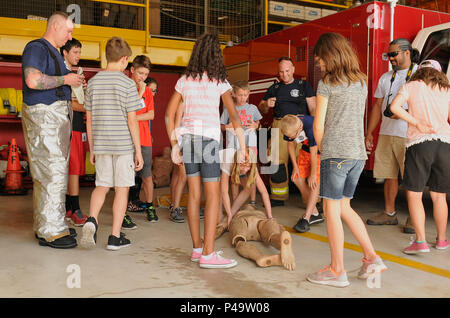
[[382, 50, 405, 61], [283, 134, 296, 142]]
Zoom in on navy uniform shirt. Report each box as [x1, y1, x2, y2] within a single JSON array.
[[296, 115, 318, 153], [263, 79, 315, 118], [22, 38, 71, 105]]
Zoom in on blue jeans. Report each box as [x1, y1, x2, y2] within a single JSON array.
[[319, 158, 365, 200], [181, 134, 221, 182]]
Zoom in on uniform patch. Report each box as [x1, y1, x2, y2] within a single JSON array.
[[290, 89, 299, 97], [295, 131, 307, 144]]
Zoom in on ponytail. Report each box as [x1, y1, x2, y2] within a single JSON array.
[[410, 48, 420, 64]]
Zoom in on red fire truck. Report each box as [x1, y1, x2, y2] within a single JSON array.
[[223, 1, 450, 174]]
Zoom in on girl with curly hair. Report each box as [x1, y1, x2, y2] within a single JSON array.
[[165, 33, 247, 269]]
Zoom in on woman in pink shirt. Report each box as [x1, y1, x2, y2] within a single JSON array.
[[390, 59, 450, 253]]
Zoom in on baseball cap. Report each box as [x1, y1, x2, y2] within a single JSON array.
[[418, 59, 442, 72]]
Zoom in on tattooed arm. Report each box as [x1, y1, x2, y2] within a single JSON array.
[[24, 67, 83, 90], [24, 67, 64, 90]]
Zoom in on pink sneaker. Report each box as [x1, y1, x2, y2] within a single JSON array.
[[435, 239, 449, 250], [199, 251, 237, 269], [191, 250, 202, 262], [403, 239, 430, 254]]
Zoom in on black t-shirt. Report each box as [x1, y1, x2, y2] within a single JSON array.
[[263, 79, 315, 118], [67, 69, 86, 133], [72, 110, 86, 132]]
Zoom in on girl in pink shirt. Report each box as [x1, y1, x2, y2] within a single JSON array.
[[390, 59, 450, 253], [165, 33, 247, 269]]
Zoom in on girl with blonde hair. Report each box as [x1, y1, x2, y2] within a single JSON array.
[[221, 148, 272, 227]]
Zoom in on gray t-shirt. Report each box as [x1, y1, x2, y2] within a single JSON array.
[[84, 71, 141, 155], [220, 103, 262, 149], [316, 80, 368, 161]]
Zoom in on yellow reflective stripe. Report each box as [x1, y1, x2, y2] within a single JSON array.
[[271, 187, 288, 194]]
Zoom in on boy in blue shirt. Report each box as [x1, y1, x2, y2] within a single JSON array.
[[281, 114, 324, 233]]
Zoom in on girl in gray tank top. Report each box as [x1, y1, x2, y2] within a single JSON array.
[[306, 33, 387, 288]]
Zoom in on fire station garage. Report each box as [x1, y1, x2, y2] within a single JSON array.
[[0, 0, 448, 302]]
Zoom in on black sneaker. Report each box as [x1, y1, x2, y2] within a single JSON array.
[[37, 234, 77, 249], [122, 214, 137, 229], [199, 207, 205, 220], [80, 216, 98, 249], [316, 202, 324, 214], [170, 207, 185, 223], [107, 232, 131, 250], [270, 199, 285, 207], [309, 213, 325, 225], [293, 218, 310, 233], [146, 205, 159, 223]]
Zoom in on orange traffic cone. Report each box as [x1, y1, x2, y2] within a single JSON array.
[[4, 138, 25, 193]]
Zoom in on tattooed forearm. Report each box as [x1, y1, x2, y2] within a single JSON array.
[[24, 67, 64, 90]]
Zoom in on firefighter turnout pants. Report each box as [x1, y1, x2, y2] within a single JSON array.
[[269, 118, 290, 201], [22, 101, 72, 242]]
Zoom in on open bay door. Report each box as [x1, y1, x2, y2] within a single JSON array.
[[413, 22, 450, 79]]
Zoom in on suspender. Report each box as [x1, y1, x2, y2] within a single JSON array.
[[273, 79, 309, 117]]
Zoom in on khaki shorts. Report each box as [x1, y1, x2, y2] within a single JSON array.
[[373, 135, 406, 179], [95, 153, 135, 188]]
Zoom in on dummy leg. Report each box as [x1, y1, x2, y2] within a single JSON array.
[[215, 217, 228, 240], [258, 220, 296, 271], [235, 239, 282, 268]]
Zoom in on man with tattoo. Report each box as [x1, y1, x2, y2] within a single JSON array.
[[22, 11, 84, 248]]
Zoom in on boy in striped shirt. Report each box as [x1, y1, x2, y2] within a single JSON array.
[[80, 37, 144, 250]]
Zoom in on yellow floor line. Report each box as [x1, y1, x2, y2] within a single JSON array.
[[285, 227, 450, 279]]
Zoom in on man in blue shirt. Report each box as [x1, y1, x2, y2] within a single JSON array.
[[22, 11, 84, 249]]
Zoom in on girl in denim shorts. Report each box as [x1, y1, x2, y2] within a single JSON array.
[[165, 33, 247, 269], [307, 33, 387, 287]]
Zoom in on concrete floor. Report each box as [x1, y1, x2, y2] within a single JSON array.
[[0, 183, 448, 298]]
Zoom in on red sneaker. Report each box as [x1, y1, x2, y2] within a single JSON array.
[[65, 210, 73, 222], [71, 209, 87, 227]]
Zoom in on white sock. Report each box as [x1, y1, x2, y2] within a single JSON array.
[[312, 212, 319, 216], [386, 211, 396, 216], [193, 247, 203, 254], [201, 252, 214, 260]]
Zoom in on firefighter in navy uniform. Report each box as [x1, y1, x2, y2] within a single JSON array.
[[21, 12, 84, 248], [258, 57, 316, 206]]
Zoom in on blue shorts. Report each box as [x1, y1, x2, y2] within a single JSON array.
[[181, 134, 221, 182], [319, 158, 365, 200]]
